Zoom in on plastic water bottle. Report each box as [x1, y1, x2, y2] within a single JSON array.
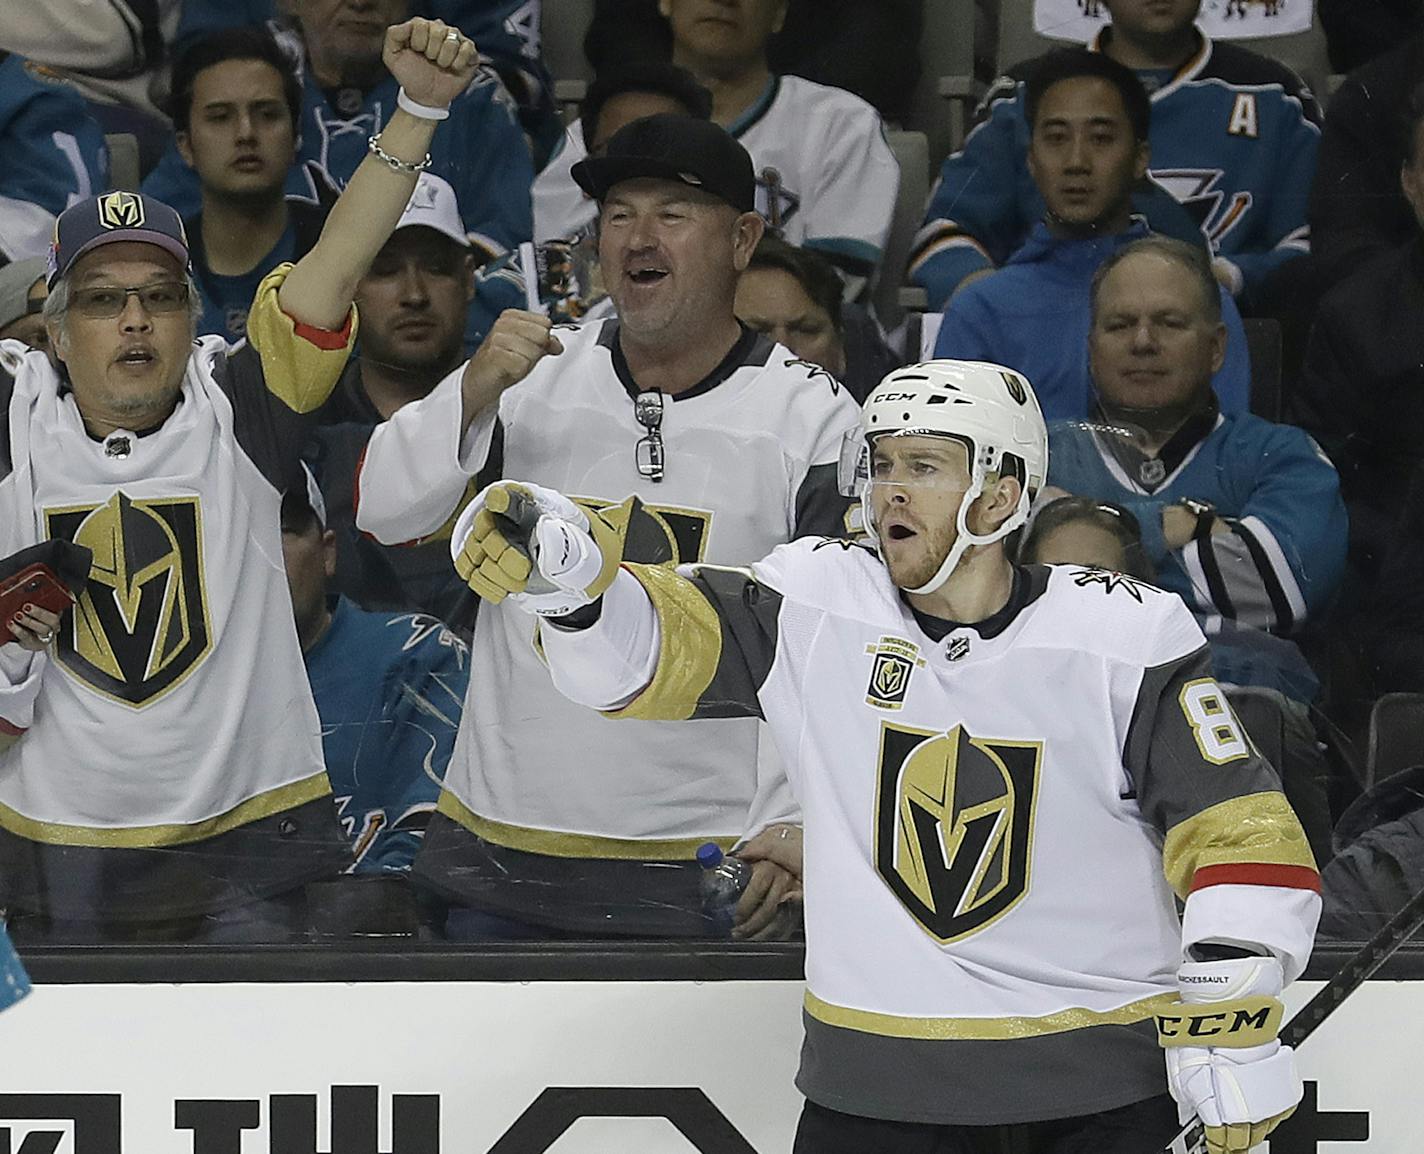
[[697, 842, 752, 937]]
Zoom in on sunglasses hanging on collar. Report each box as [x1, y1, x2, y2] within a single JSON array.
[[633, 390, 665, 483]]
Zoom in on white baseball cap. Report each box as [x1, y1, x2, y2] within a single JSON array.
[[394, 173, 470, 247]]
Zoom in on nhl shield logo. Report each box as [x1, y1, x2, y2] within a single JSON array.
[[865, 636, 926, 710], [97, 190, 145, 230], [46, 492, 213, 707], [874, 721, 1043, 943]]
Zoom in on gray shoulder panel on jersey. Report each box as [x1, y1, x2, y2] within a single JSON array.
[[682, 565, 786, 720], [793, 462, 853, 539], [211, 341, 315, 492], [1123, 644, 1283, 834]]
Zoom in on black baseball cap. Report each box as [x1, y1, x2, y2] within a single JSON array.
[[572, 114, 756, 213], [47, 191, 191, 288]]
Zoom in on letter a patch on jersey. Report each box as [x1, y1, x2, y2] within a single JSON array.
[[46, 492, 212, 707], [874, 722, 1042, 943]]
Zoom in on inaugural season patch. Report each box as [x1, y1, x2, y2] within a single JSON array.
[[864, 636, 926, 710], [46, 492, 212, 707], [874, 721, 1043, 943]]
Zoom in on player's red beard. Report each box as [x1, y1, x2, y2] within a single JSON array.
[[880, 512, 960, 592]]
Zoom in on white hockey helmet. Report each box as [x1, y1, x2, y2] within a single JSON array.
[[844, 360, 1048, 595]]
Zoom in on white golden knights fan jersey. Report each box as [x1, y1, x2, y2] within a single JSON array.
[[0, 267, 355, 921], [540, 542, 1322, 1121], [355, 318, 861, 932]]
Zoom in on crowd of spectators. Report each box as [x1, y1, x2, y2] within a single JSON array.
[[1, 0, 1423, 948]]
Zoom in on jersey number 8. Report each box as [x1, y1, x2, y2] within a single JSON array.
[[1178, 679, 1250, 765]]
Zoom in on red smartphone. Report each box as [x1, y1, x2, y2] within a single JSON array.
[[0, 540, 92, 638], [0, 563, 77, 625]]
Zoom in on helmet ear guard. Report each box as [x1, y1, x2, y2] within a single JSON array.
[[851, 360, 1048, 595]]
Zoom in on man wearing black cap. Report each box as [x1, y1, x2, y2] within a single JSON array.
[[0, 16, 480, 941], [356, 113, 861, 940]]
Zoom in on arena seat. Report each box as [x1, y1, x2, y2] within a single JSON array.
[[105, 133, 141, 193], [907, 0, 996, 172], [541, 0, 594, 120], [876, 129, 931, 329], [1366, 693, 1424, 792]]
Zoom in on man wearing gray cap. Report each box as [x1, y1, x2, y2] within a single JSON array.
[[357, 113, 861, 939], [0, 16, 480, 941], [0, 258, 48, 353]]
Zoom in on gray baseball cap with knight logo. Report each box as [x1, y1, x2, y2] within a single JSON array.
[[47, 191, 191, 288]]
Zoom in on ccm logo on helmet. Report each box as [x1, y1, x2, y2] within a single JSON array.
[[874, 393, 920, 403]]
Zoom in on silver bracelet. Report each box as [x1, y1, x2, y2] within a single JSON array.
[[367, 133, 431, 175]]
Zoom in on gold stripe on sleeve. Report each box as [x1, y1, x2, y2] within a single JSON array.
[[804, 990, 1178, 1040], [244, 263, 359, 413], [436, 791, 735, 860], [1161, 791, 1317, 900], [0, 772, 331, 848], [601, 563, 724, 722]]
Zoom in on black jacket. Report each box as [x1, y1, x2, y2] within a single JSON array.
[[1309, 34, 1424, 288], [1296, 236, 1424, 576]]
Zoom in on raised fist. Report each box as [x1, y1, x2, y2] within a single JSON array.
[[383, 18, 479, 110]]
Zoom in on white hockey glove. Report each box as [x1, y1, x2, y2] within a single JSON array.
[[1158, 955, 1301, 1154], [452, 481, 624, 616]]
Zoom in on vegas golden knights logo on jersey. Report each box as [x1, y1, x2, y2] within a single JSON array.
[[874, 721, 1042, 943], [46, 492, 212, 707]]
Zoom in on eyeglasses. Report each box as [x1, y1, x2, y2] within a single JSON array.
[[633, 390, 665, 483], [69, 282, 189, 319]]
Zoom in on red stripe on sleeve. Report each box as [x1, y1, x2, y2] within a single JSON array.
[[0, 719, 26, 737], [1190, 863, 1321, 894], [289, 310, 354, 351]]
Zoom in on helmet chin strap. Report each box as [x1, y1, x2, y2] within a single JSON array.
[[861, 451, 1030, 599], [901, 480, 1025, 598]]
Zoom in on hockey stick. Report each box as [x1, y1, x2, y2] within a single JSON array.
[[1163, 881, 1424, 1153]]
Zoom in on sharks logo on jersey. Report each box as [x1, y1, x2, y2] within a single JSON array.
[[46, 492, 212, 707], [1151, 169, 1253, 248], [874, 721, 1042, 943]]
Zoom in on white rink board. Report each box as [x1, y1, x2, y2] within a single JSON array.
[[0, 978, 1417, 1152]]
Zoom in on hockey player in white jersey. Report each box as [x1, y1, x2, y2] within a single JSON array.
[[457, 360, 1322, 1153], [356, 113, 861, 938]]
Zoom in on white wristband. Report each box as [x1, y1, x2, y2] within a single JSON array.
[[397, 88, 451, 121]]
